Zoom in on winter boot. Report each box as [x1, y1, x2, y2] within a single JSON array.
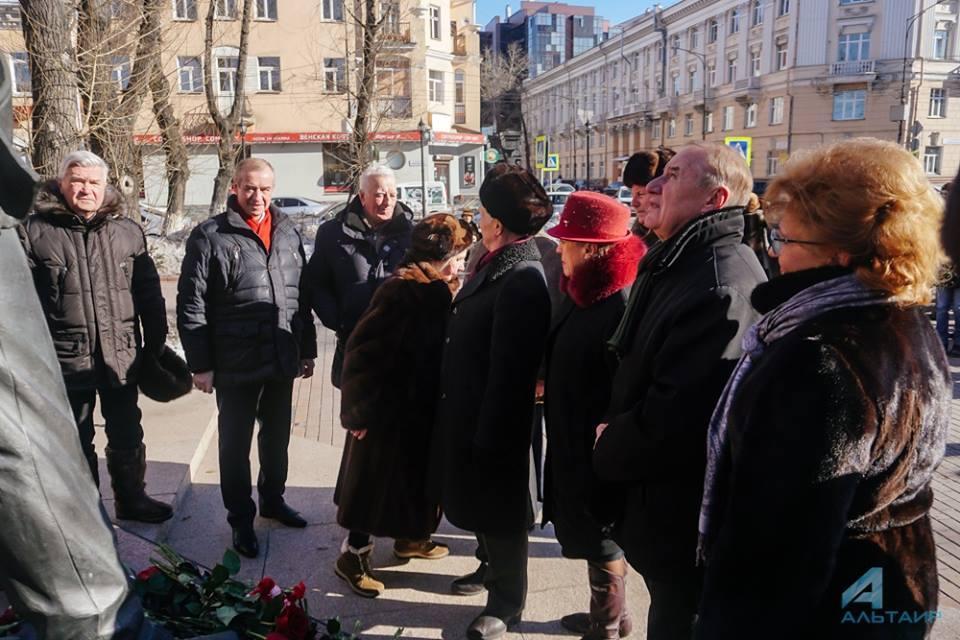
[[334, 542, 385, 598], [560, 559, 632, 639], [105, 444, 173, 523]]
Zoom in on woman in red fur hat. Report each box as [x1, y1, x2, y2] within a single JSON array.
[[543, 192, 646, 640]]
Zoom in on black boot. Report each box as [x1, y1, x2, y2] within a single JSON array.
[[105, 444, 173, 523], [84, 450, 100, 489]]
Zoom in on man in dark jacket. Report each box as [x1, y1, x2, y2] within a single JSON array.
[[177, 158, 317, 558], [18, 150, 173, 524], [306, 164, 413, 388], [593, 143, 767, 640], [434, 164, 553, 640]]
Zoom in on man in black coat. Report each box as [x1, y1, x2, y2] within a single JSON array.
[[18, 150, 173, 524], [178, 158, 317, 558], [593, 143, 767, 640], [306, 164, 413, 388], [434, 164, 553, 640]]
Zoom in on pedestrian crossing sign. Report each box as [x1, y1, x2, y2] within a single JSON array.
[[724, 136, 752, 167], [545, 153, 560, 172]]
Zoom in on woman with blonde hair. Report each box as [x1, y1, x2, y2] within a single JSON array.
[[695, 138, 950, 639]]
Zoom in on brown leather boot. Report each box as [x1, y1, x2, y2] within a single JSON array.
[[105, 444, 173, 523], [560, 560, 632, 639]]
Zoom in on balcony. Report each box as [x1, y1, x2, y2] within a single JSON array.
[[692, 89, 715, 112], [378, 96, 412, 119], [455, 103, 466, 124], [0, 2, 20, 29], [454, 34, 467, 56], [733, 77, 762, 104], [828, 59, 876, 83], [382, 22, 413, 47], [655, 95, 678, 114]]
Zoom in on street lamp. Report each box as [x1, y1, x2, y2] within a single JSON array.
[[673, 44, 710, 141], [899, 1, 946, 147], [585, 120, 592, 188], [417, 118, 431, 218]]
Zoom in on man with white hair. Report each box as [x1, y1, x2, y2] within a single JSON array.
[[307, 164, 414, 389], [17, 150, 173, 524], [592, 143, 767, 639]]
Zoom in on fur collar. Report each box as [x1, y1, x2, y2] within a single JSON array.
[[561, 236, 646, 308], [34, 179, 124, 225], [751, 266, 853, 313], [396, 261, 460, 296], [486, 238, 541, 282]]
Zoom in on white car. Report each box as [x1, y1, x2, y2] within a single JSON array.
[[138, 202, 165, 237], [617, 186, 632, 209], [547, 183, 575, 194], [544, 191, 571, 230], [272, 196, 333, 217]]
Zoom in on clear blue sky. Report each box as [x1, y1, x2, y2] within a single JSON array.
[[476, 0, 665, 29]]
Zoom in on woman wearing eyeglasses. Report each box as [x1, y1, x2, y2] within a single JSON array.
[[695, 138, 950, 640]]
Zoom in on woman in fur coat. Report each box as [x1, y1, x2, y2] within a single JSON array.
[[543, 192, 646, 640], [333, 213, 474, 599], [696, 138, 950, 640]]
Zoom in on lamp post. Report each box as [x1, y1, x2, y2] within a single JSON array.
[[672, 44, 710, 141], [585, 120, 592, 189], [899, 1, 946, 147], [417, 118, 431, 218]]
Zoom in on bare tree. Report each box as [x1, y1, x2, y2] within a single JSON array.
[[203, 0, 254, 216], [150, 62, 190, 234], [19, 0, 84, 177], [480, 42, 530, 168]]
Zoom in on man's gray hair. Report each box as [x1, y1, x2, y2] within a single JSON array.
[[59, 150, 109, 180], [359, 164, 395, 192], [692, 142, 753, 207]]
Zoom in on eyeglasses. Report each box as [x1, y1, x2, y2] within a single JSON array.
[[765, 226, 829, 256]]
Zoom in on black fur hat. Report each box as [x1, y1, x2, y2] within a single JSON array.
[[479, 163, 552, 235], [623, 147, 675, 188], [138, 345, 192, 402]]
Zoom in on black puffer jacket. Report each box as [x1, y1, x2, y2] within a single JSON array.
[[306, 195, 413, 387], [17, 181, 166, 390], [177, 198, 317, 387]]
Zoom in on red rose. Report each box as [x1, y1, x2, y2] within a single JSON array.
[[0, 607, 17, 625], [136, 566, 159, 582], [289, 581, 306, 601], [275, 603, 309, 639], [250, 577, 281, 600]]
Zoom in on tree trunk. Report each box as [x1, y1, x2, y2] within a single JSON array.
[[150, 59, 190, 235], [19, 0, 83, 178], [347, 0, 380, 198]]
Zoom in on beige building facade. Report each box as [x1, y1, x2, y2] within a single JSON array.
[[524, 0, 960, 189], [0, 0, 483, 206]]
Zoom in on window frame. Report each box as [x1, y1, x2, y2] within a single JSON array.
[[730, 8, 741, 34], [11, 52, 31, 95], [216, 55, 239, 94], [213, 0, 237, 20], [745, 102, 758, 128], [321, 0, 344, 21], [838, 32, 871, 62], [924, 146, 943, 175], [832, 89, 866, 121], [750, 49, 761, 76], [257, 56, 281, 92], [775, 41, 788, 70], [930, 88, 948, 118], [770, 96, 784, 124], [177, 56, 202, 93], [430, 5, 441, 41], [428, 69, 444, 102], [708, 19, 719, 44], [684, 113, 694, 136], [778, 0, 790, 17], [752, 1, 763, 27], [254, 0, 277, 21], [723, 105, 734, 130], [173, 0, 198, 21]]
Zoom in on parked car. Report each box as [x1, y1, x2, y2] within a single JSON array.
[[138, 202, 165, 237], [544, 191, 570, 230], [396, 181, 448, 218], [616, 186, 632, 208], [603, 181, 625, 197], [546, 182, 575, 194], [272, 196, 333, 217]]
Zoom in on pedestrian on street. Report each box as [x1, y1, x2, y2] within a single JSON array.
[[593, 143, 767, 640], [935, 262, 960, 355], [17, 150, 173, 524], [333, 213, 476, 598], [306, 164, 413, 389], [543, 192, 646, 640], [695, 138, 950, 640], [177, 158, 317, 559], [434, 164, 553, 640]]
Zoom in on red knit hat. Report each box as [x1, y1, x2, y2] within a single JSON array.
[[547, 191, 632, 243]]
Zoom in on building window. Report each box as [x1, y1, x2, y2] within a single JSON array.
[[11, 52, 30, 95], [455, 69, 465, 104], [428, 69, 444, 102], [257, 56, 281, 91], [766, 150, 779, 176], [323, 58, 345, 92], [671, 34, 680, 54], [745, 103, 758, 128], [652, 121, 661, 140], [730, 8, 741, 34], [708, 63, 716, 87], [214, 0, 237, 19], [770, 96, 784, 124], [688, 68, 697, 92], [705, 111, 714, 133], [924, 147, 943, 175], [321, 0, 343, 21], [668, 118, 676, 138], [217, 56, 238, 93], [838, 32, 870, 62], [684, 113, 694, 136], [173, 0, 197, 20], [708, 19, 719, 43], [751, 49, 761, 76], [672, 73, 680, 97], [778, 0, 790, 16], [727, 56, 737, 83], [930, 88, 948, 117], [177, 56, 202, 93], [255, 0, 277, 20], [934, 29, 950, 60], [723, 105, 734, 130], [690, 27, 699, 49], [776, 41, 788, 70], [833, 89, 865, 120], [430, 5, 441, 40], [752, 1, 763, 26], [111, 56, 131, 91]]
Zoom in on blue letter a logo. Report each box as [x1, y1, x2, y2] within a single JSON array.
[[841, 567, 883, 609]]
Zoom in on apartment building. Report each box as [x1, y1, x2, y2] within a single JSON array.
[[0, 0, 483, 206], [524, 0, 960, 189]]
